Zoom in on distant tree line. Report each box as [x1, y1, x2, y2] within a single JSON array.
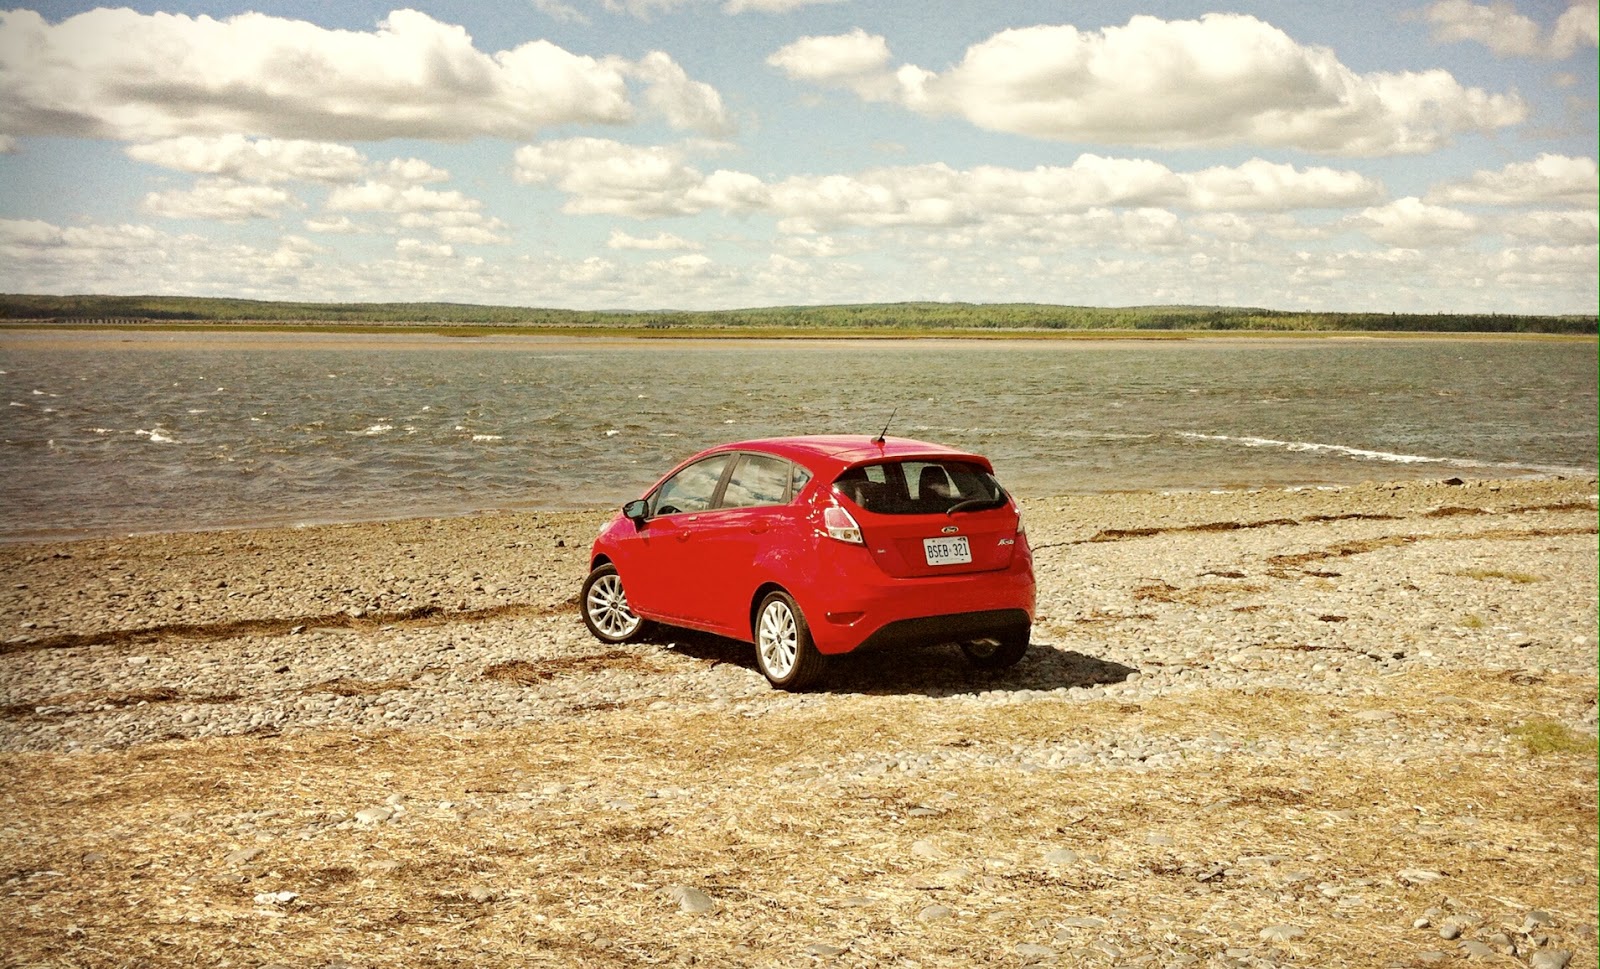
[[1, 294, 1593, 335]]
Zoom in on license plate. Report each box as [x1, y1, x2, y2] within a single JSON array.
[[923, 536, 971, 566]]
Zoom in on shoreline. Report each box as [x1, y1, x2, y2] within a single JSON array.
[[3, 322, 1596, 346], [2, 470, 1593, 547]]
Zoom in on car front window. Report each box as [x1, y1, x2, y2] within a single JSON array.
[[649, 454, 732, 517]]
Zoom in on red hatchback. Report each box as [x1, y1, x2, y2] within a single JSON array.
[[581, 435, 1036, 689]]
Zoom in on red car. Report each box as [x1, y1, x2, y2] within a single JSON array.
[[580, 435, 1036, 689]]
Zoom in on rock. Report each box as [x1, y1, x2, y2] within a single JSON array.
[[1260, 924, 1306, 943], [917, 904, 954, 922], [1398, 868, 1446, 885], [1416, 952, 1449, 966], [667, 885, 715, 914], [1530, 951, 1571, 969], [1043, 849, 1079, 866], [1521, 911, 1554, 933], [910, 839, 941, 860], [804, 943, 845, 957], [223, 847, 263, 866], [354, 806, 393, 825], [466, 885, 495, 904], [1014, 942, 1058, 963], [253, 890, 297, 906], [1439, 923, 1463, 940], [1459, 940, 1496, 959], [1058, 916, 1108, 930]]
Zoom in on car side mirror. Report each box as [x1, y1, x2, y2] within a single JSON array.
[[622, 499, 649, 527]]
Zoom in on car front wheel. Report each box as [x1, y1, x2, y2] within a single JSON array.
[[581, 563, 647, 643], [959, 629, 1029, 670], [754, 591, 826, 690]]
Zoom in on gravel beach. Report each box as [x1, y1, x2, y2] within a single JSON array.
[[2, 477, 1595, 968]]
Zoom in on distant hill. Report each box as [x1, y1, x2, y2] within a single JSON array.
[[0, 294, 1593, 334]]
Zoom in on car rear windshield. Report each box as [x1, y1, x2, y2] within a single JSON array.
[[833, 460, 1006, 515]]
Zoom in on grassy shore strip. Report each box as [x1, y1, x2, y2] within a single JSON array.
[[2, 321, 1596, 342], [2, 294, 1594, 334]]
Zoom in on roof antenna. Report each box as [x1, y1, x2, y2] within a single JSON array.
[[873, 407, 897, 446]]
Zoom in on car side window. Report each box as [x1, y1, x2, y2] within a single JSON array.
[[720, 453, 793, 509], [649, 454, 732, 517]]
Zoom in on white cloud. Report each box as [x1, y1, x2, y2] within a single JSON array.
[[607, 229, 703, 250], [1422, 0, 1598, 59], [326, 183, 482, 215], [126, 135, 368, 184], [767, 28, 894, 87], [1427, 154, 1599, 207], [397, 209, 512, 245], [768, 15, 1526, 155], [1350, 197, 1480, 246], [382, 158, 450, 185], [724, 0, 846, 11], [515, 138, 1383, 227], [0, 8, 729, 141], [513, 138, 709, 216], [630, 51, 734, 135], [531, 0, 591, 25], [1497, 209, 1599, 244], [141, 179, 299, 221], [305, 215, 361, 234], [396, 238, 455, 259], [1552, 0, 1600, 55]]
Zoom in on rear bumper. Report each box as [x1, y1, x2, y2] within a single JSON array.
[[848, 609, 1031, 653], [801, 543, 1036, 655]]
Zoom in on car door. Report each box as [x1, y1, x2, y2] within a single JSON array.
[[623, 453, 733, 622], [683, 452, 800, 635]]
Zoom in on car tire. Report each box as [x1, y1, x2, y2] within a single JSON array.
[[581, 563, 648, 644], [754, 591, 826, 690], [959, 629, 1029, 670]]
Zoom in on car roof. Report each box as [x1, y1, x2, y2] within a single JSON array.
[[711, 435, 991, 475]]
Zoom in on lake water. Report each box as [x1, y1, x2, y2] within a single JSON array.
[[1, 330, 1594, 540]]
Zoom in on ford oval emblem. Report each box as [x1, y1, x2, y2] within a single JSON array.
[[941, 525, 959, 534]]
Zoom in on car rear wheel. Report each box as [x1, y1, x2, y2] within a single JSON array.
[[959, 629, 1029, 670], [754, 591, 826, 690], [581, 564, 647, 643]]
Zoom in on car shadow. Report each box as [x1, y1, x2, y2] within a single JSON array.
[[645, 630, 1137, 698]]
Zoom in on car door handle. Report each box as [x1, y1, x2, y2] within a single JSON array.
[[748, 521, 770, 534]]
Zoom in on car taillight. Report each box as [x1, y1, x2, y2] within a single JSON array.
[[823, 505, 863, 544]]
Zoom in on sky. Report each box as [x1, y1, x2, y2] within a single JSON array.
[[0, 1, 1595, 314]]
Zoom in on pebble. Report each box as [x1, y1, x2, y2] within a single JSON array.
[[1260, 924, 1306, 943], [223, 847, 263, 866], [910, 840, 941, 860], [1014, 942, 1058, 962], [1530, 952, 1572, 969], [917, 904, 953, 922], [666, 885, 715, 914]]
